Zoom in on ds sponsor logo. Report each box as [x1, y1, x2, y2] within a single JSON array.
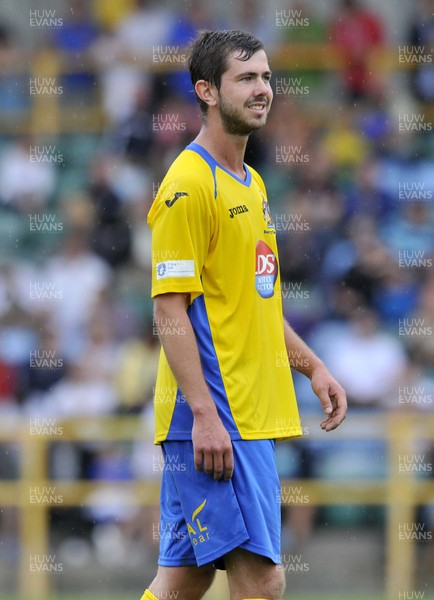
[[255, 240, 278, 299]]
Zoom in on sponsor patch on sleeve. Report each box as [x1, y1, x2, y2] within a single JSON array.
[[156, 260, 195, 280]]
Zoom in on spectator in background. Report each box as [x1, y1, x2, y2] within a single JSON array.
[[0, 137, 56, 211], [88, 158, 132, 267], [320, 106, 369, 168], [279, 0, 328, 96], [406, 0, 434, 104], [232, 0, 277, 48], [335, 216, 391, 308], [0, 23, 28, 115], [0, 301, 38, 410], [43, 229, 112, 359], [103, 85, 153, 163], [330, 0, 385, 102], [342, 157, 394, 220], [92, 0, 174, 123], [22, 325, 67, 399], [92, 0, 135, 32], [115, 324, 160, 413], [380, 201, 434, 257], [311, 307, 407, 408], [29, 352, 118, 419], [78, 308, 118, 385], [164, 0, 218, 101], [373, 263, 421, 325], [402, 273, 434, 370], [51, 0, 99, 100]]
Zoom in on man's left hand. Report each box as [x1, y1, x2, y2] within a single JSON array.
[[310, 366, 347, 431]]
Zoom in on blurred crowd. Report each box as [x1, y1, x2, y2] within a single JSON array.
[[0, 0, 433, 568]]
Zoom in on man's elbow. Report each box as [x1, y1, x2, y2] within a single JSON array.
[[154, 293, 189, 322]]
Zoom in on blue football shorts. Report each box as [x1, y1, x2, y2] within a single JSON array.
[[157, 439, 281, 569]]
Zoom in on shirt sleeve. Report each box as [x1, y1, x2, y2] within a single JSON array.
[[148, 168, 215, 300]]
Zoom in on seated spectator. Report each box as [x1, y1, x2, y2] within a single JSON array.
[[310, 307, 407, 407], [92, 0, 135, 31], [279, 0, 328, 96], [330, 0, 385, 102], [103, 85, 153, 163], [380, 201, 434, 257], [401, 274, 434, 370], [42, 229, 112, 359], [373, 264, 421, 324], [115, 324, 160, 412], [406, 0, 434, 103], [342, 157, 394, 220], [0, 136, 56, 211], [88, 158, 132, 267], [320, 107, 369, 168], [22, 325, 67, 397], [0, 306, 38, 410], [0, 23, 28, 115], [92, 0, 174, 123], [51, 0, 100, 99], [27, 356, 117, 418], [232, 0, 276, 47], [164, 0, 218, 101]]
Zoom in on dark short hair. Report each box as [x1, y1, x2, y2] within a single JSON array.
[[187, 30, 264, 115]]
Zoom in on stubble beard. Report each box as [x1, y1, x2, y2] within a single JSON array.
[[218, 94, 269, 136]]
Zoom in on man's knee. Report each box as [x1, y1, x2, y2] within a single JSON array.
[[274, 566, 286, 598], [226, 549, 286, 600], [259, 565, 285, 600], [189, 566, 215, 598], [239, 564, 285, 600], [149, 564, 215, 600]]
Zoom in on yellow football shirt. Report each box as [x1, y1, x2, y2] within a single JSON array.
[[148, 142, 301, 443]]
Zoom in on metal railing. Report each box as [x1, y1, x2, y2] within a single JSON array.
[[0, 412, 433, 598]]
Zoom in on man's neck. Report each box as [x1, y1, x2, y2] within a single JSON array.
[[194, 126, 249, 181]]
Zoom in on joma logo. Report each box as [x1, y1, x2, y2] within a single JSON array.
[[229, 204, 249, 218]]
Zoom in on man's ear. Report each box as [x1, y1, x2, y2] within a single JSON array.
[[195, 80, 218, 108]]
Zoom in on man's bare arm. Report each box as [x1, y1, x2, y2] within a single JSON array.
[[283, 320, 347, 431], [154, 292, 233, 479]]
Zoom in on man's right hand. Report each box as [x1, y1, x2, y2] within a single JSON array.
[[192, 412, 234, 481]]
